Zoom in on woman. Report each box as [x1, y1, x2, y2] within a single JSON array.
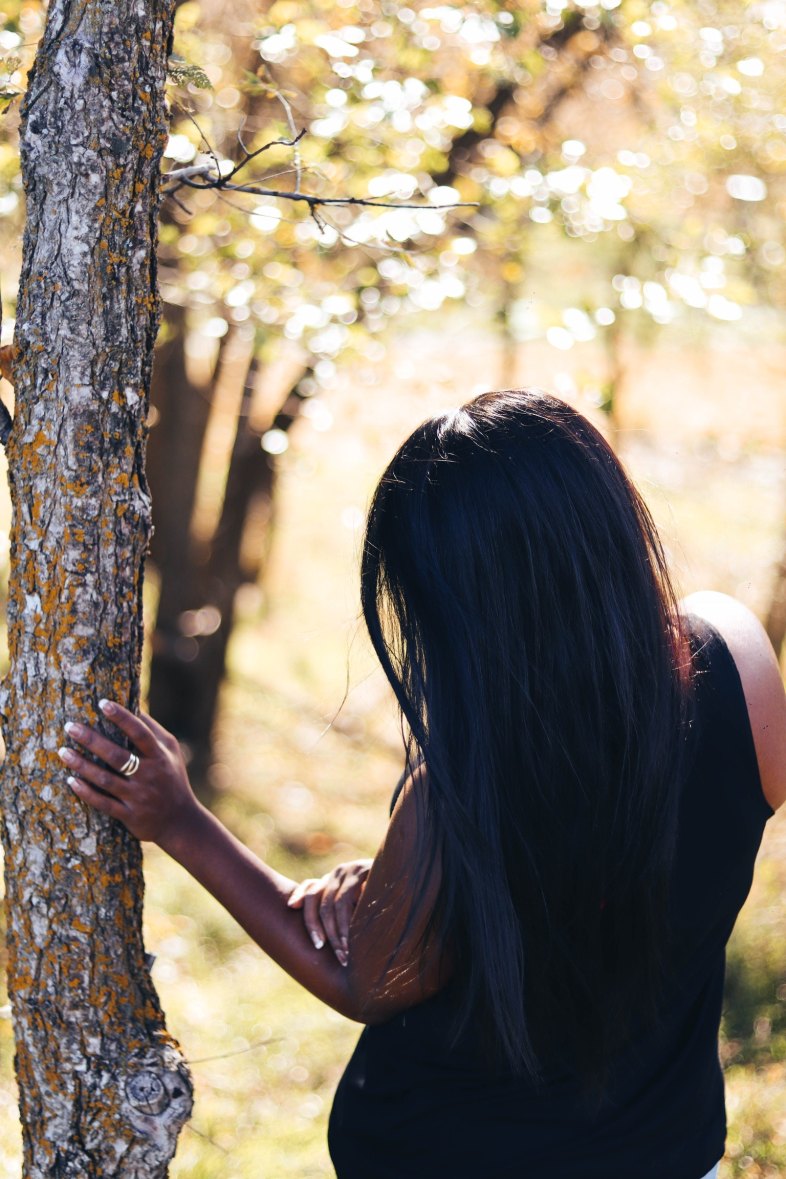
[[60, 389, 786, 1178]]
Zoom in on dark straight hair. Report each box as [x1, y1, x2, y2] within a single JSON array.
[[360, 388, 691, 1094]]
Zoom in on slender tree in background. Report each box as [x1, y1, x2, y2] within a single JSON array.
[[0, 0, 192, 1172], [143, 4, 618, 790]]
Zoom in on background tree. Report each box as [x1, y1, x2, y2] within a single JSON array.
[[3, 7, 784, 777], [142, 0, 628, 788], [0, 0, 193, 1172]]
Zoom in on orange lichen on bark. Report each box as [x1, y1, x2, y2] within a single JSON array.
[[2, 0, 192, 1171]]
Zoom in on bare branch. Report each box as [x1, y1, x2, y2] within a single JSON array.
[[187, 1036, 282, 1065], [168, 189, 194, 216], [164, 169, 477, 212], [184, 1122, 231, 1155], [175, 101, 222, 178], [227, 127, 306, 181], [161, 117, 477, 219], [164, 163, 214, 183], [253, 64, 305, 193]]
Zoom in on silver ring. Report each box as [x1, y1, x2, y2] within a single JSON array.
[[119, 752, 140, 777]]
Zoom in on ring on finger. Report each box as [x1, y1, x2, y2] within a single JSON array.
[[118, 752, 140, 777]]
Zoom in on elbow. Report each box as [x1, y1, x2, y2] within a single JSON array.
[[337, 996, 400, 1026], [321, 967, 380, 1024], [336, 979, 386, 1025], [339, 968, 416, 1025]]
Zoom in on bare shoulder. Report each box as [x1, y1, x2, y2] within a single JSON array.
[[680, 591, 786, 811]]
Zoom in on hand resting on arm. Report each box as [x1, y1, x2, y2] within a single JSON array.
[[58, 701, 448, 1023], [287, 859, 373, 966]]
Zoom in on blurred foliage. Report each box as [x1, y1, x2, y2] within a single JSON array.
[[1, 1, 785, 397]]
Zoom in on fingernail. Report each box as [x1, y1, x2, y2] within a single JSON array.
[[64, 721, 81, 736], [99, 699, 114, 714], [341, 937, 349, 952], [310, 931, 324, 950], [336, 950, 348, 967], [67, 776, 81, 790], [58, 747, 75, 764]]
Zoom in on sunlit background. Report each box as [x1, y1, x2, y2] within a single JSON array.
[[1, 1, 786, 1175]]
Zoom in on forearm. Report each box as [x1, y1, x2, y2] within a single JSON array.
[[159, 805, 361, 1020], [61, 703, 439, 1024]]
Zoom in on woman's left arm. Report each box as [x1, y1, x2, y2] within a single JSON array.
[[59, 701, 445, 1022]]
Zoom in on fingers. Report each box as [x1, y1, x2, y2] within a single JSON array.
[[138, 710, 175, 747], [98, 701, 161, 758], [317, 882, 348, 965], [333, 862, 371, 950], [302, 891, 327, 953], [63, 719, 139, 777], [288, 876, 350, 965], [334, 887, 356, 954], [59, 703, 170, 811], [288, 864, 372, 965], [288, 877, 347, 962], [58, 746, 131, 801], [287, 878, 318, 909], [67, 775, 127, 823]]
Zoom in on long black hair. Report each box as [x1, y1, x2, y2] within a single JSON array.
[[360, 388, 691, 1093]]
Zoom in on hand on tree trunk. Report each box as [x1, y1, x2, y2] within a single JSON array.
[[59, 700, 203, 848]]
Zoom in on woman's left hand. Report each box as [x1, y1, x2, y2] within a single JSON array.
[[58, 699, 201, 848], [288, 859, 373, 966]]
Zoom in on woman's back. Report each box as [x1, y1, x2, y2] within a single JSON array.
[[59, 386, 786, 1177], [329, 611, 774, 1179]]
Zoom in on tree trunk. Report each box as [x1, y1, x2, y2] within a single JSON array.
[[765, 543, 786, 661], [147, 304, 209, 577], [496, 277, 520, 389], [148, 358, 309, 788], [600, 314, 624, 449], [1, 2, 192, 1174], [146, 306, 229, 612]]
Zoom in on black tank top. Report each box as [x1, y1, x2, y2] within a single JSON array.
[[328, 618, 773, 1178]]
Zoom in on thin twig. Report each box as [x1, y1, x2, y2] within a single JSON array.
[[184, 1122, 231, 1155], [227, 128, 306, 181], [315, 209, 426, 255], [168, 190, 193, 216], [310, 204, 328, 233], [258, 162, 314, 185], [273, 90, 303, 193], [257, 65, 305, 193], [164, 130, 305, 191], [214, 188, 297, 219], [178, 103, 222, 177], [187, 1036, 282, 1064]]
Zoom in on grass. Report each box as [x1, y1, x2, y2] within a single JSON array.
[[1, 321, 786, 1175]]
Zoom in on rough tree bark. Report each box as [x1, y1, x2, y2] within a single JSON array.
[[0, 1, 193, 1174]]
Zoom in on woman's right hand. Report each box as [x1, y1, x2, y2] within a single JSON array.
[[58, 699, 201, 850], [287, 859, 373, 966]]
